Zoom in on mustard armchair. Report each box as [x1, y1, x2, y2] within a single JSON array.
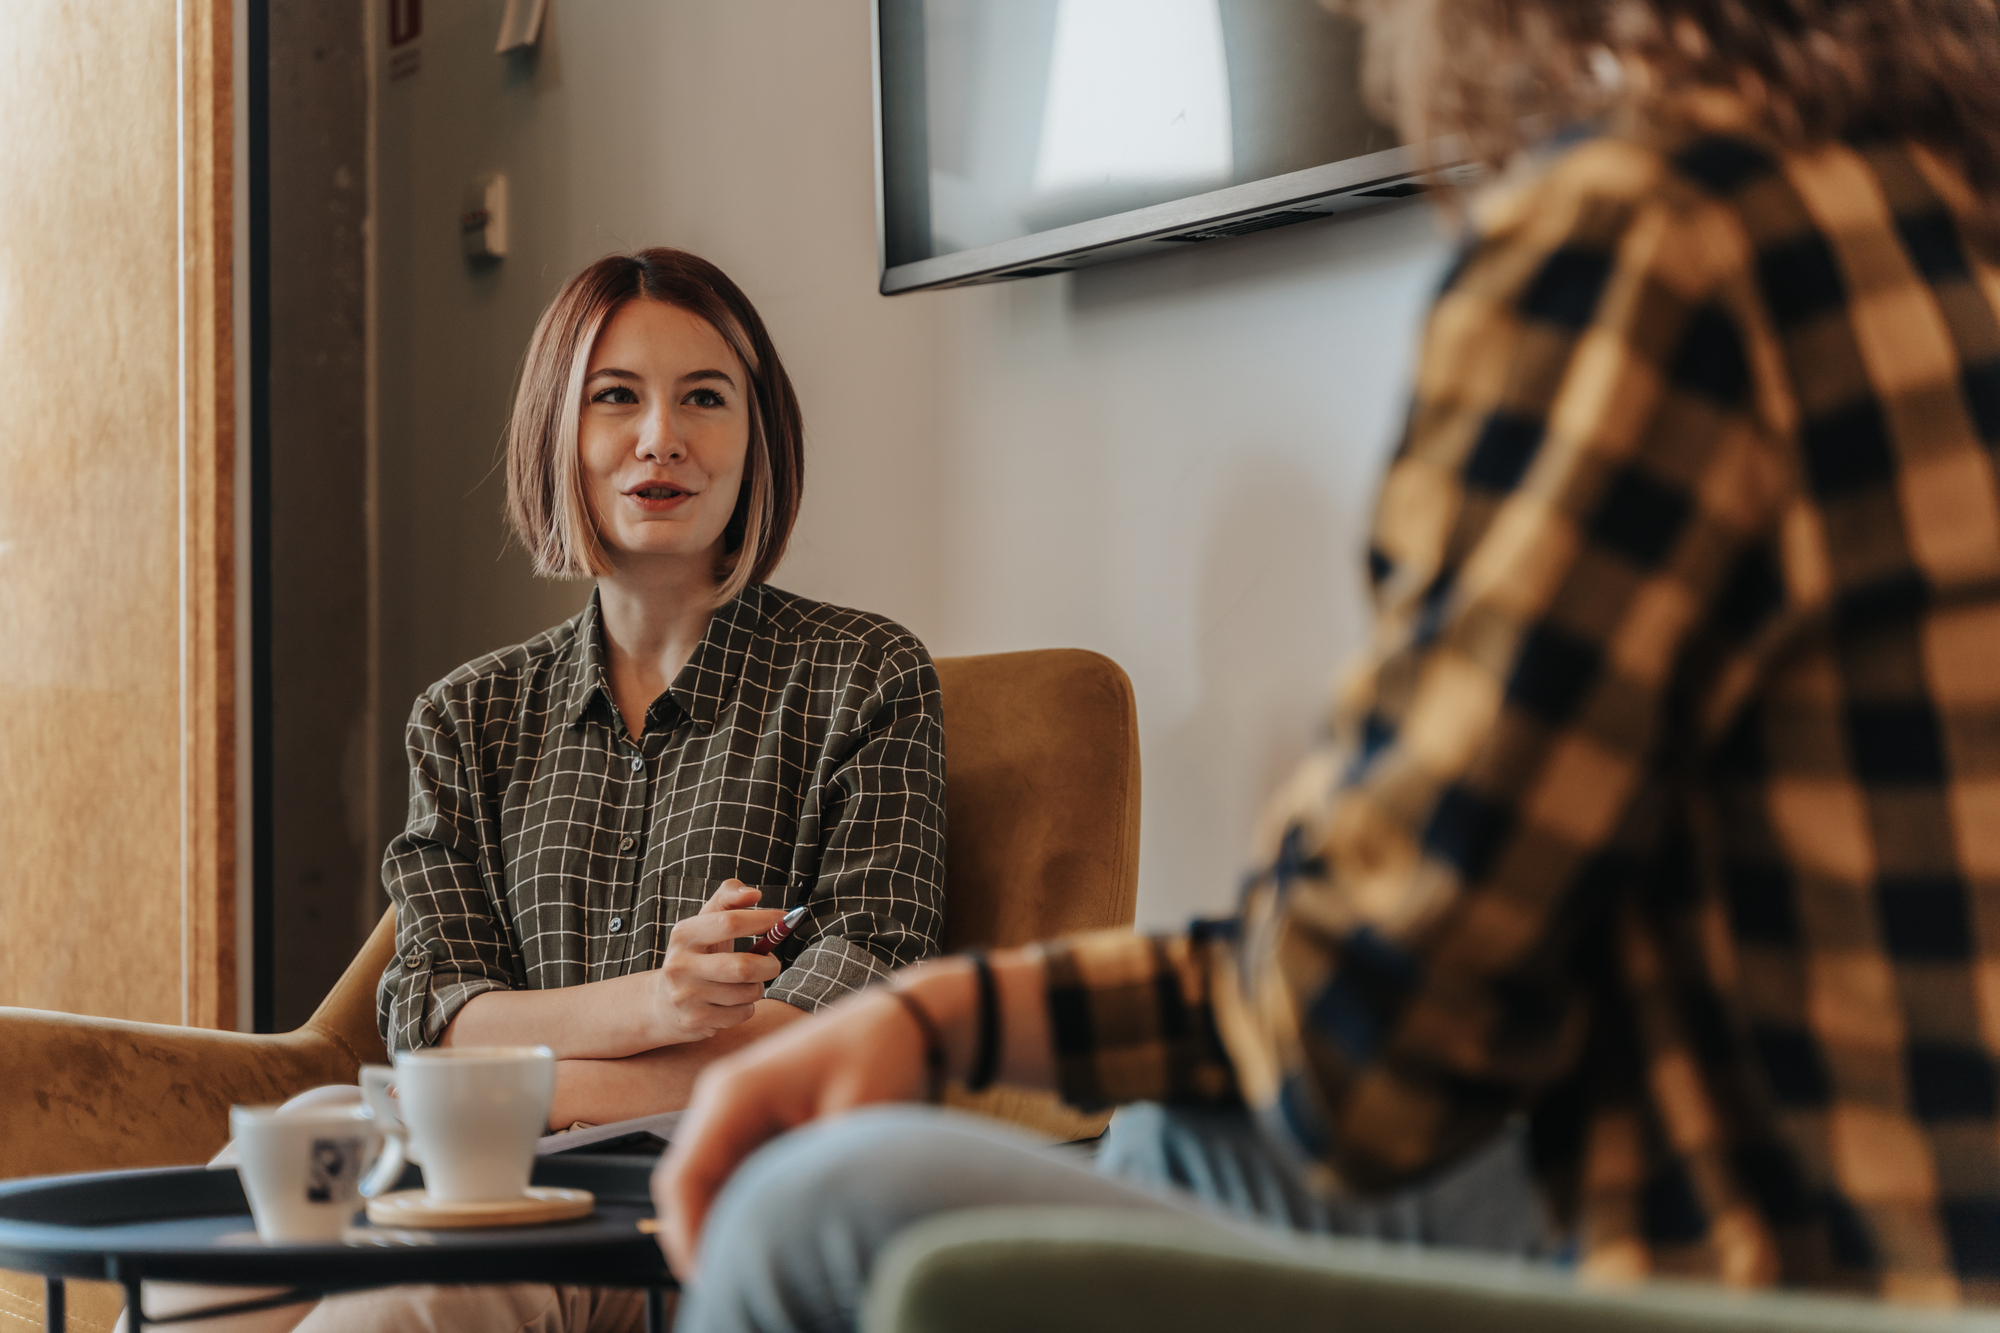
[[0, 649, 1142, 1333]]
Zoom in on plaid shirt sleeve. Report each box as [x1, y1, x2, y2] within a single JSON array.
[[1043, 133, 1791, 1189], [763, 642, 948, 1012], [378, 690, 523, 1051]]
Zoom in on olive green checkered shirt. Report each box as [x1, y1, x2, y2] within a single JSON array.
[[378, 584, 946, 1054]]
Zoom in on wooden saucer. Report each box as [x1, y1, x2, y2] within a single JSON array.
[[364, 1186, 594, 1229]]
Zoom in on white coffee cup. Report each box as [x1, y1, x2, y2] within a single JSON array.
[[364, 1046, 555, 1203], [230, 1103, 382, 1243]]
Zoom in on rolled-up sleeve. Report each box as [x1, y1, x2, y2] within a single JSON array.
[[764, 644, 947, 1013], [1040, 927, 1238, 1110], [376, 693, 521, 1052]]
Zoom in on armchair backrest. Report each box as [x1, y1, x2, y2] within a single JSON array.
[[933, 649, 1141, 951], [310, 907, 394, 1065]]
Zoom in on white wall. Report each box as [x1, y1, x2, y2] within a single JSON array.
[[373, 0, 1450, 929]]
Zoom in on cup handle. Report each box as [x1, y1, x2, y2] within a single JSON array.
[[359, 1130, 406, 1199]]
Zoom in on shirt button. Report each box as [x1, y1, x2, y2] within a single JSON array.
[[620, 836, 635, 851], [629, 756, 643, 772], [609, 917, 624, 933]]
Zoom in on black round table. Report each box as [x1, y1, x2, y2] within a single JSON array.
[[0, 1156, 676, 1333]]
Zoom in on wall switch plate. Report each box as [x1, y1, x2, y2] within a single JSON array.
[[496, 0, 547, 54], [460, 174, 508, 260]]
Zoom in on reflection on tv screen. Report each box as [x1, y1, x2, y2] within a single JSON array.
[[881, 0, 1395, 267]]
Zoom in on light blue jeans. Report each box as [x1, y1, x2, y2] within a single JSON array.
[[676, 1103, 1557, 1333]]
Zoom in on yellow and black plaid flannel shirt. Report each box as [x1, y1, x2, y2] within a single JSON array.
[[1042, 93, 2000, 1300]]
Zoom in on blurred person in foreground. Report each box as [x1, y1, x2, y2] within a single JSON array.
[[658, 0, 2000, 1322]]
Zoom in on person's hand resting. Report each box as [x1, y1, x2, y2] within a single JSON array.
[[651, 986, 933, 1278], [647, 879, 787, 1045], [650, 948, 1054, 1280], [440, 877, 787, 1060], [530, 880, 810, 1130]]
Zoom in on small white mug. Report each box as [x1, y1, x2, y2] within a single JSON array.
[[363, 1046, 555, 1203], [230, 1103, 382, 1243]]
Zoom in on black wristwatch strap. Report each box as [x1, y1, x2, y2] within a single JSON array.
[[964, 949, 1001, 1093]]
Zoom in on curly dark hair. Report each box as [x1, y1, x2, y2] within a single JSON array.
[[1344, 0, 2000, 203]]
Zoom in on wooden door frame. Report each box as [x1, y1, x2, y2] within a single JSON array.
[[183, 0, 237, 1031]]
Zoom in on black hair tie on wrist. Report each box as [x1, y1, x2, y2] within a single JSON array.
[[887, 986, 947, 1104], [964, 949, 1001, 1093]]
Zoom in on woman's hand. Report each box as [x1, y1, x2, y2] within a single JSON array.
[[440, 878, 788, 1059], [651, 984, 937, 1279], [649, 880, 787, 1045]]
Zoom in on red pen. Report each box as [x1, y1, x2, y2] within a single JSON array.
[[751, 905, 808, 955]]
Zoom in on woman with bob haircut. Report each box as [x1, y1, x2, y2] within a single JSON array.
[[653, 0, 2000, 1326], [158, 248, 946, 1333], [374, 246, 944, 1112]]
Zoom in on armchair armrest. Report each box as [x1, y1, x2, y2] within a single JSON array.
[[0, 1013, 354, 1333], [0, 1014, 366, 1333], [1, 911, 394, 1333], [2, 909, 394, 1182], [861, 1207, 1993, 1333], [0, 1008, 366, 1181]]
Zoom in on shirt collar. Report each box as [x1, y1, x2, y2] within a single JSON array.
[[561, 585, 762, 732]]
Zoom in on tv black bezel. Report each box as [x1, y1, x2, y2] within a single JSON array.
[[870, 0, 1470, 295]]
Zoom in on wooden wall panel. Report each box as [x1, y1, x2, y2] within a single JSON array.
[[0, 1, 235, 1028]]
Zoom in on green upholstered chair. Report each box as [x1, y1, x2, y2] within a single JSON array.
[[860, 1208, 2000, 1333]]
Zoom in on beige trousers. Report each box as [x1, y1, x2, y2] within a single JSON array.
[[115, 1283, 655, 1333]]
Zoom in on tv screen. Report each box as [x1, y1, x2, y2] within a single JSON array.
[[875, 0, 1459, 294]]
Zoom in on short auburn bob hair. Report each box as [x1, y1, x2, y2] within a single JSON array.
[[505, 248, 805, 606]]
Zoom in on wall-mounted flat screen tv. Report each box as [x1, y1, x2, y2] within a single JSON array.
[[874, 0, 1470, 294]]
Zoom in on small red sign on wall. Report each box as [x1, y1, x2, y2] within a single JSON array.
[[388, 0, 422, 48]]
